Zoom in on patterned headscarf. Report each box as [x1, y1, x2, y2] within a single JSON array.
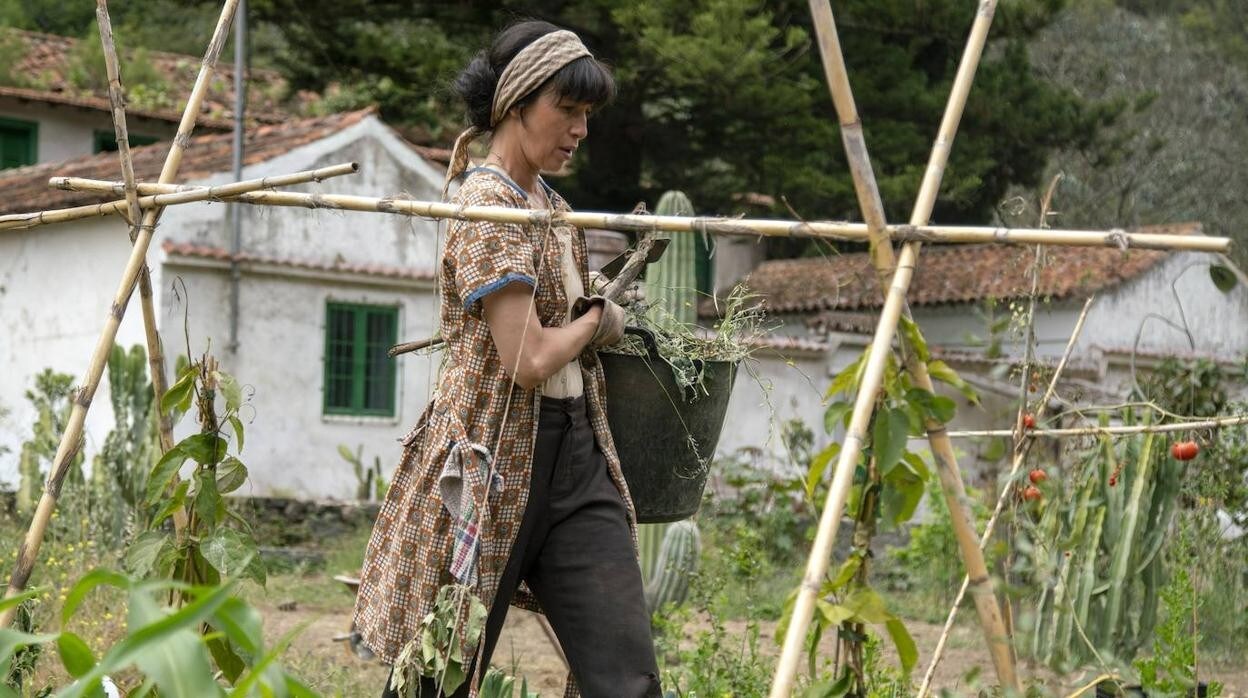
[[443, 29, 592, 197]]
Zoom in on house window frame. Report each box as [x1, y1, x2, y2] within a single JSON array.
[[92, 129, 158, 154], [0, 116, 38, 169], [322, 301, 400, 418]]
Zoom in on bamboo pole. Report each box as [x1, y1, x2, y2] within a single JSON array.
[[777, 0, 1019, 692], [0, 163, 357, 232], [1, 0, 241, 629], [946, 414, 1248, 438], [96, 0, 186, 537], [770, 2, 1010, 695], [917, 296, 1094, 698], [23, 182, 1228, 252]]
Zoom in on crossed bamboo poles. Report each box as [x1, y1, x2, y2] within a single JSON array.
[[0, 0, 1234, 694], [769, 2, 1019, 694]]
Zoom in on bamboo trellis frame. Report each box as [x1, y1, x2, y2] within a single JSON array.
[[0, 1, 1241, 695], [14, 177, 1230, 251], [772, 1, 1019, 693]]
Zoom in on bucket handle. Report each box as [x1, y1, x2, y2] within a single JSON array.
[[623, 325, 662, 362]]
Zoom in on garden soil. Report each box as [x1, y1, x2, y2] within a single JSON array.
[[256, 597, 1248, 697]]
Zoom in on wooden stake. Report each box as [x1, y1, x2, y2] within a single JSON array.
[[1, 0, 242, 629], [0, 163, 358, 232], [96, 0, 185, 536], [770, 2, 1012, 695], [25, 183, 1229, 252]]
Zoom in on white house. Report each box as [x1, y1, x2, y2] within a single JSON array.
[[0, 28, 298, 169], [711, 227, 1248, 488], [0, 107, 452, 498]]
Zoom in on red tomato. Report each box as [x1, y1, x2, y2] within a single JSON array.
[[1170, 441, 1199, 461], [1028, 469, 1048, 485], [1022, 485, 1042, 502], [1023, 414, 1037, 429]]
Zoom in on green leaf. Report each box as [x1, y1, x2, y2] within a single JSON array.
[[825, 352, 866, 399], [181, 433, 228, 466], [146, 443, 188, 505], [0, 588, 39, 614], [214, 371, 242, 412], [201, 529, 265, 585], [228, 416, 245, 454], [125, 532, 172, 580], [1210, 264, 1238, 293], [816, 599, 855, 627], [844, 586, 894, 624], [886, 618, 918, 674], [872, 407, 910, 476], [897, 315, 930, 363], [160, 369, 195, 416], [0, 628, 58, 669], [800, 666, 854, 698], [805, 443, 839, 500], [208, 597, 264, 661], [216, 457, 248, 495], [902, 451, 932, 481], [206, 635, 246, 684], [194, 470, 222, 529], [56, 632, 97, 678], [125, 592, 220, 698], [150, 480, 189, 528], [828, 553, 862, 590], [822, 402, 853, 435], [927, 359, 979, 405], [882, 459, 927, 525]]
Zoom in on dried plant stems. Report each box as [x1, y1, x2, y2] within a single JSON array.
[[26, 183, 1228, 252], [96, 0, 185, 538], [1, 0, 242, 629], [0, 163, 358, 232], [771, 2, 1018, 696], [917, 296, 1095, 698]]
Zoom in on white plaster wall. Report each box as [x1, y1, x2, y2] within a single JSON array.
[[1074, 252, 1248, 359], [171, 117, 444, 270], [0, 216, 148, 486], [159, 266, 439, 498], [0, 115, 446, 495], [0, 97, 177, 165]]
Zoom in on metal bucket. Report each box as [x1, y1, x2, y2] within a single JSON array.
[[599, 327, 738, 523]]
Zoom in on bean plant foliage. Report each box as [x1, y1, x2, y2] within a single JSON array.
[[782, 317, 978, 695], [0, 350, 319, 696]]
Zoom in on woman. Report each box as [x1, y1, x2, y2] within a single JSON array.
[[353, 21, 662, 698]]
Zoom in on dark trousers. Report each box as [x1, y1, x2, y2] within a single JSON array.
[[383, 395, 662, 698]]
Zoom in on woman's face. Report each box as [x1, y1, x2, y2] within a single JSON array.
[[514, 88, 592, 175]]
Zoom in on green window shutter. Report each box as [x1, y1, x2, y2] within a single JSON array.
[[0, 117, 37, 169], [324, 302, 398, 417], [93, 129, 159, 154]]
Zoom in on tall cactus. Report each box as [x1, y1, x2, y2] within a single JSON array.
[[1022, 409, 1182, 669], [644, 519, 701, 615], [637, 191, 703, 591], [92, 344, 158, 535], [643, 191, 699, 329], [17, 369, 83, 517]]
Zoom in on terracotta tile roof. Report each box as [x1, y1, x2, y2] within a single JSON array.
[[744, 223, 1201, 313], [162, 240, 434, 282], [1, 28, 299, 127], [0, 108, 375, 216]]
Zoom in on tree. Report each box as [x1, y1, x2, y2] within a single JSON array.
[[2, 0, 1108, 259], [1014, 0, 1248, 270]]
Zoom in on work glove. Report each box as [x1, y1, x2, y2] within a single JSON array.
[[573, 295, 626, 347], [588, 271, 646, 306]]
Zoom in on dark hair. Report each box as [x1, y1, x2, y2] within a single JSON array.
[[452, 20, 616, 131]]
